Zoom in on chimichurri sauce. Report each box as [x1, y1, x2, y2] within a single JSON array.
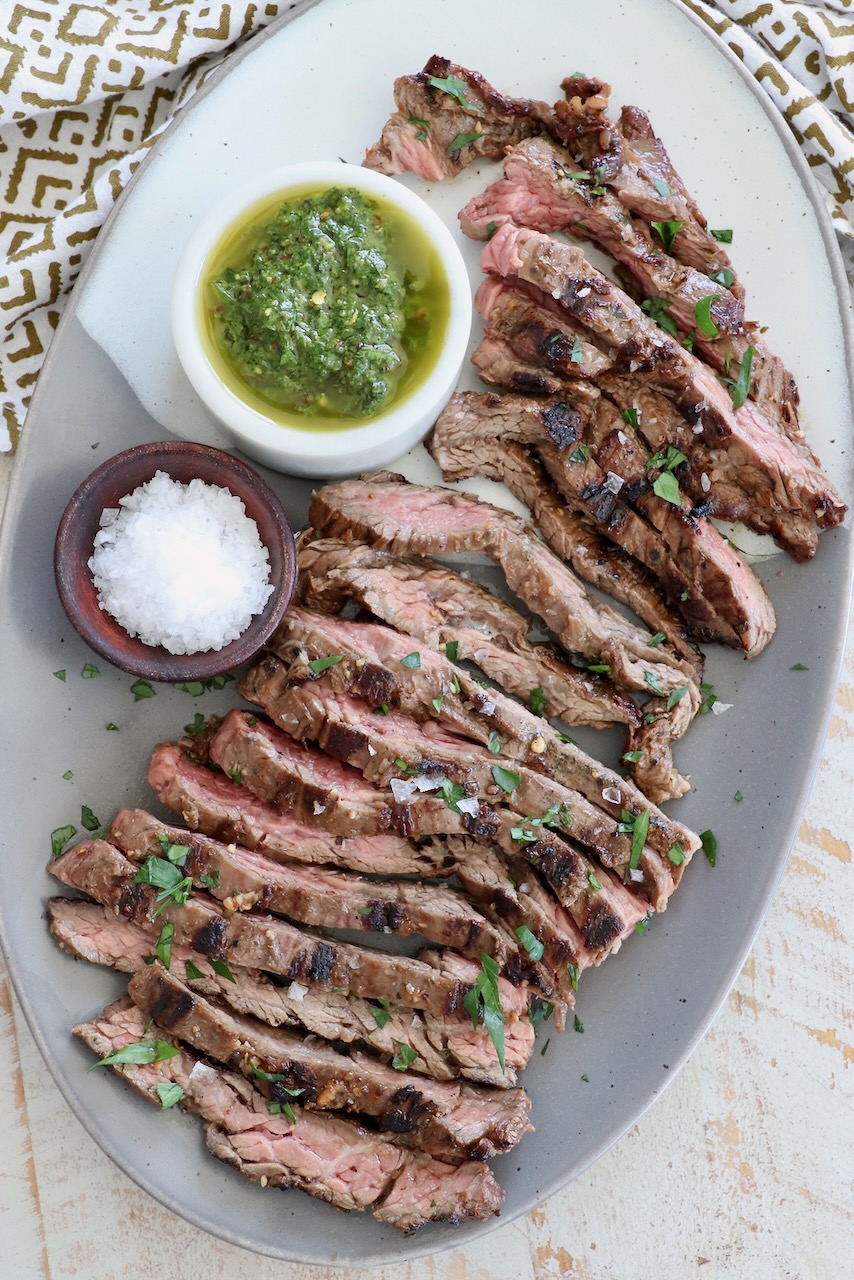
[[206, 186, 442, 423]]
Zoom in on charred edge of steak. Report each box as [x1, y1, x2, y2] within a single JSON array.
[[361, 900, 407, 933], [526, 836, 582, 894], [192, 916, 228, 959], [385, 1085, 437, 1135], [542, 401, 581, 449], [582, 903, 623, 951], [322, 721, 369, 763]]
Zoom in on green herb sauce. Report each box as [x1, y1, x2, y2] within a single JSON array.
[[202, 185, 450, 430]]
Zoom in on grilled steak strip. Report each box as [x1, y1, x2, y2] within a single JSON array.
[[48, 839, 507, 1019], [298, 541, 641, 731], [48, 898, 530, 1085], [73, 999, 504, 1230], [257, 612, 700, 863], [148, 743, 454, 877], [364, 54, 553, 181], [431, 386, 775, 658], [309, 476, 695, 694], [462, 135, 808, 444], [110, 808, 509, 964], [208, 709, 499, 842], [479, 223, 845, 558], [462, 137, 745, 342], [128, 964, 533, 1160]]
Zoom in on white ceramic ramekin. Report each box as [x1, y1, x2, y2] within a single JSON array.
[[171, 162, 472, 479]]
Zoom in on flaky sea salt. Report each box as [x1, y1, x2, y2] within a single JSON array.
[[89, 470, 273, 654]]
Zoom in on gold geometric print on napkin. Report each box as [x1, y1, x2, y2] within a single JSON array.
[[0, 2, 295, 451]]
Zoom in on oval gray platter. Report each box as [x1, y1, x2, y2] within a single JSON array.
[[0, 0, 851, 1266]]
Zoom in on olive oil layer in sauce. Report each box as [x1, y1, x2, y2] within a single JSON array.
[[201, 185, 451, 432]]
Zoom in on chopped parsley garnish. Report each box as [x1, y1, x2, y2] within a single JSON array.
[[573, 1014, 585, 1034], [790, 662, 809, 671], [636, 913, 652, 935], [666, 685, 689, 711], [644, 670, 666, 696], [700, 829, 717, 867], [650, 219, 683, 253], [438, 778, 467, 814], [392, 1041, 418, 1071], [530, 999, 554, 1031], [373, 703, 390, 716], [153, 921, 175, 968], [621, 407, 640, 428], [50, 824, 77, 858], [62, 770, 73, 781], [81, 663, 100, 679], [587, 870, 601, 891], [653, 470, 681, 505], [581, 1073, 590, 1082], [485, 220, 498, 238], [106, 722, 119, 732], [734, 790, 744, 802], [487, 730, 501, 755], [622, 749, 644, 764], [199, 869, 220, 890], [647, 632, 665, 648], [491, 764, 520, 793], [641, 296, 678, 337], [184, 713, 207, 735], [699, 682, 718, 714], [567, 963, 579, 992], [450, 673, 461, 694], [651, 177, 672, 198], [408, 113, 429, 127], [80, 804, 101, 832], [682, 332, 696, 352], [710, 228, 733, 243], [588, 662, 611, 674], [426, 73, 482, 113], [94, 1039, 179, 1068], [228, 768, 243, 784], [174, 681, 205, 696], [569, 335, 583, 364], [130, 679, 155, 701], [155, 1082, 184, 1110], [462, 952, 505, 1071], [399, 652, 421, 669], [266, 1100, 298, 1122], [722, 345, 755, 409], [540, 1037, 551, 1057], [510, 827, 538, 845], [431, 695, 444, 714], [569, 444, 591, 463], [447, 130, 481, 155], [370, 997, 390, 1030], [515, 925, 545, 963], [211, 958, 236, 983], [185, 960, 205, 981], [53, 669, 66, 682], [667, 843, 686, 867], [617, 806, 650, 872], [307, 654, 343, 674], [709, 267, 735, 288], [529, 686, 547, 717], [694, 294, 720, 339], [444, 639, 459, 663]]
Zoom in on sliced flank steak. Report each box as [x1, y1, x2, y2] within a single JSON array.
[[127, 964, 533, 1161], [478, 223, 845, 558], [110, 808, 509, 964], [47, 897, 527, 1086], [74, 999, 504, 1231], [364, 54, 553, 181], [296, 545, 641, 732], [148, 743, 454, 878], [309, 476, 695, 695], [431, 387, 775, 657], [49, 839, 503, 1019], [207, 710, 497, 842]]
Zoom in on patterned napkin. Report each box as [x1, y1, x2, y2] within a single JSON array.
[[1, 0, 852, 452]]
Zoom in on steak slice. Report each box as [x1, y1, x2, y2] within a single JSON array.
[[431, 387, 775, 657], [148, 743, 453, 877], [480, 223, 845, 558], [47, 897, 526, 1085], [111, 808, 508, 964], [128, 964, 533, 1160], [73, 999, 503, 1230], [474, 275, 613, 379], [49, 840, 493, 1019], [309, 476, 696, 695], [297, 544, 641, 731], [364, 54, 552, 181], [208, 710, 492, 841], [461, 136, 745, 341], [255, 613, 699, 865], [472, 334, 567, 396]]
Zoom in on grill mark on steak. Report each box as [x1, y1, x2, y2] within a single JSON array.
[[127, 964, 534, 1161], [48, 840, 487, 1018], [148, 742, 453, 877], [479, 223, 845, 558], [73, 998, 504, 1230], [308, 475, 696, 695]]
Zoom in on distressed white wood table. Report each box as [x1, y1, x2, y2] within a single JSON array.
[[0, 448, 851, 1279]]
